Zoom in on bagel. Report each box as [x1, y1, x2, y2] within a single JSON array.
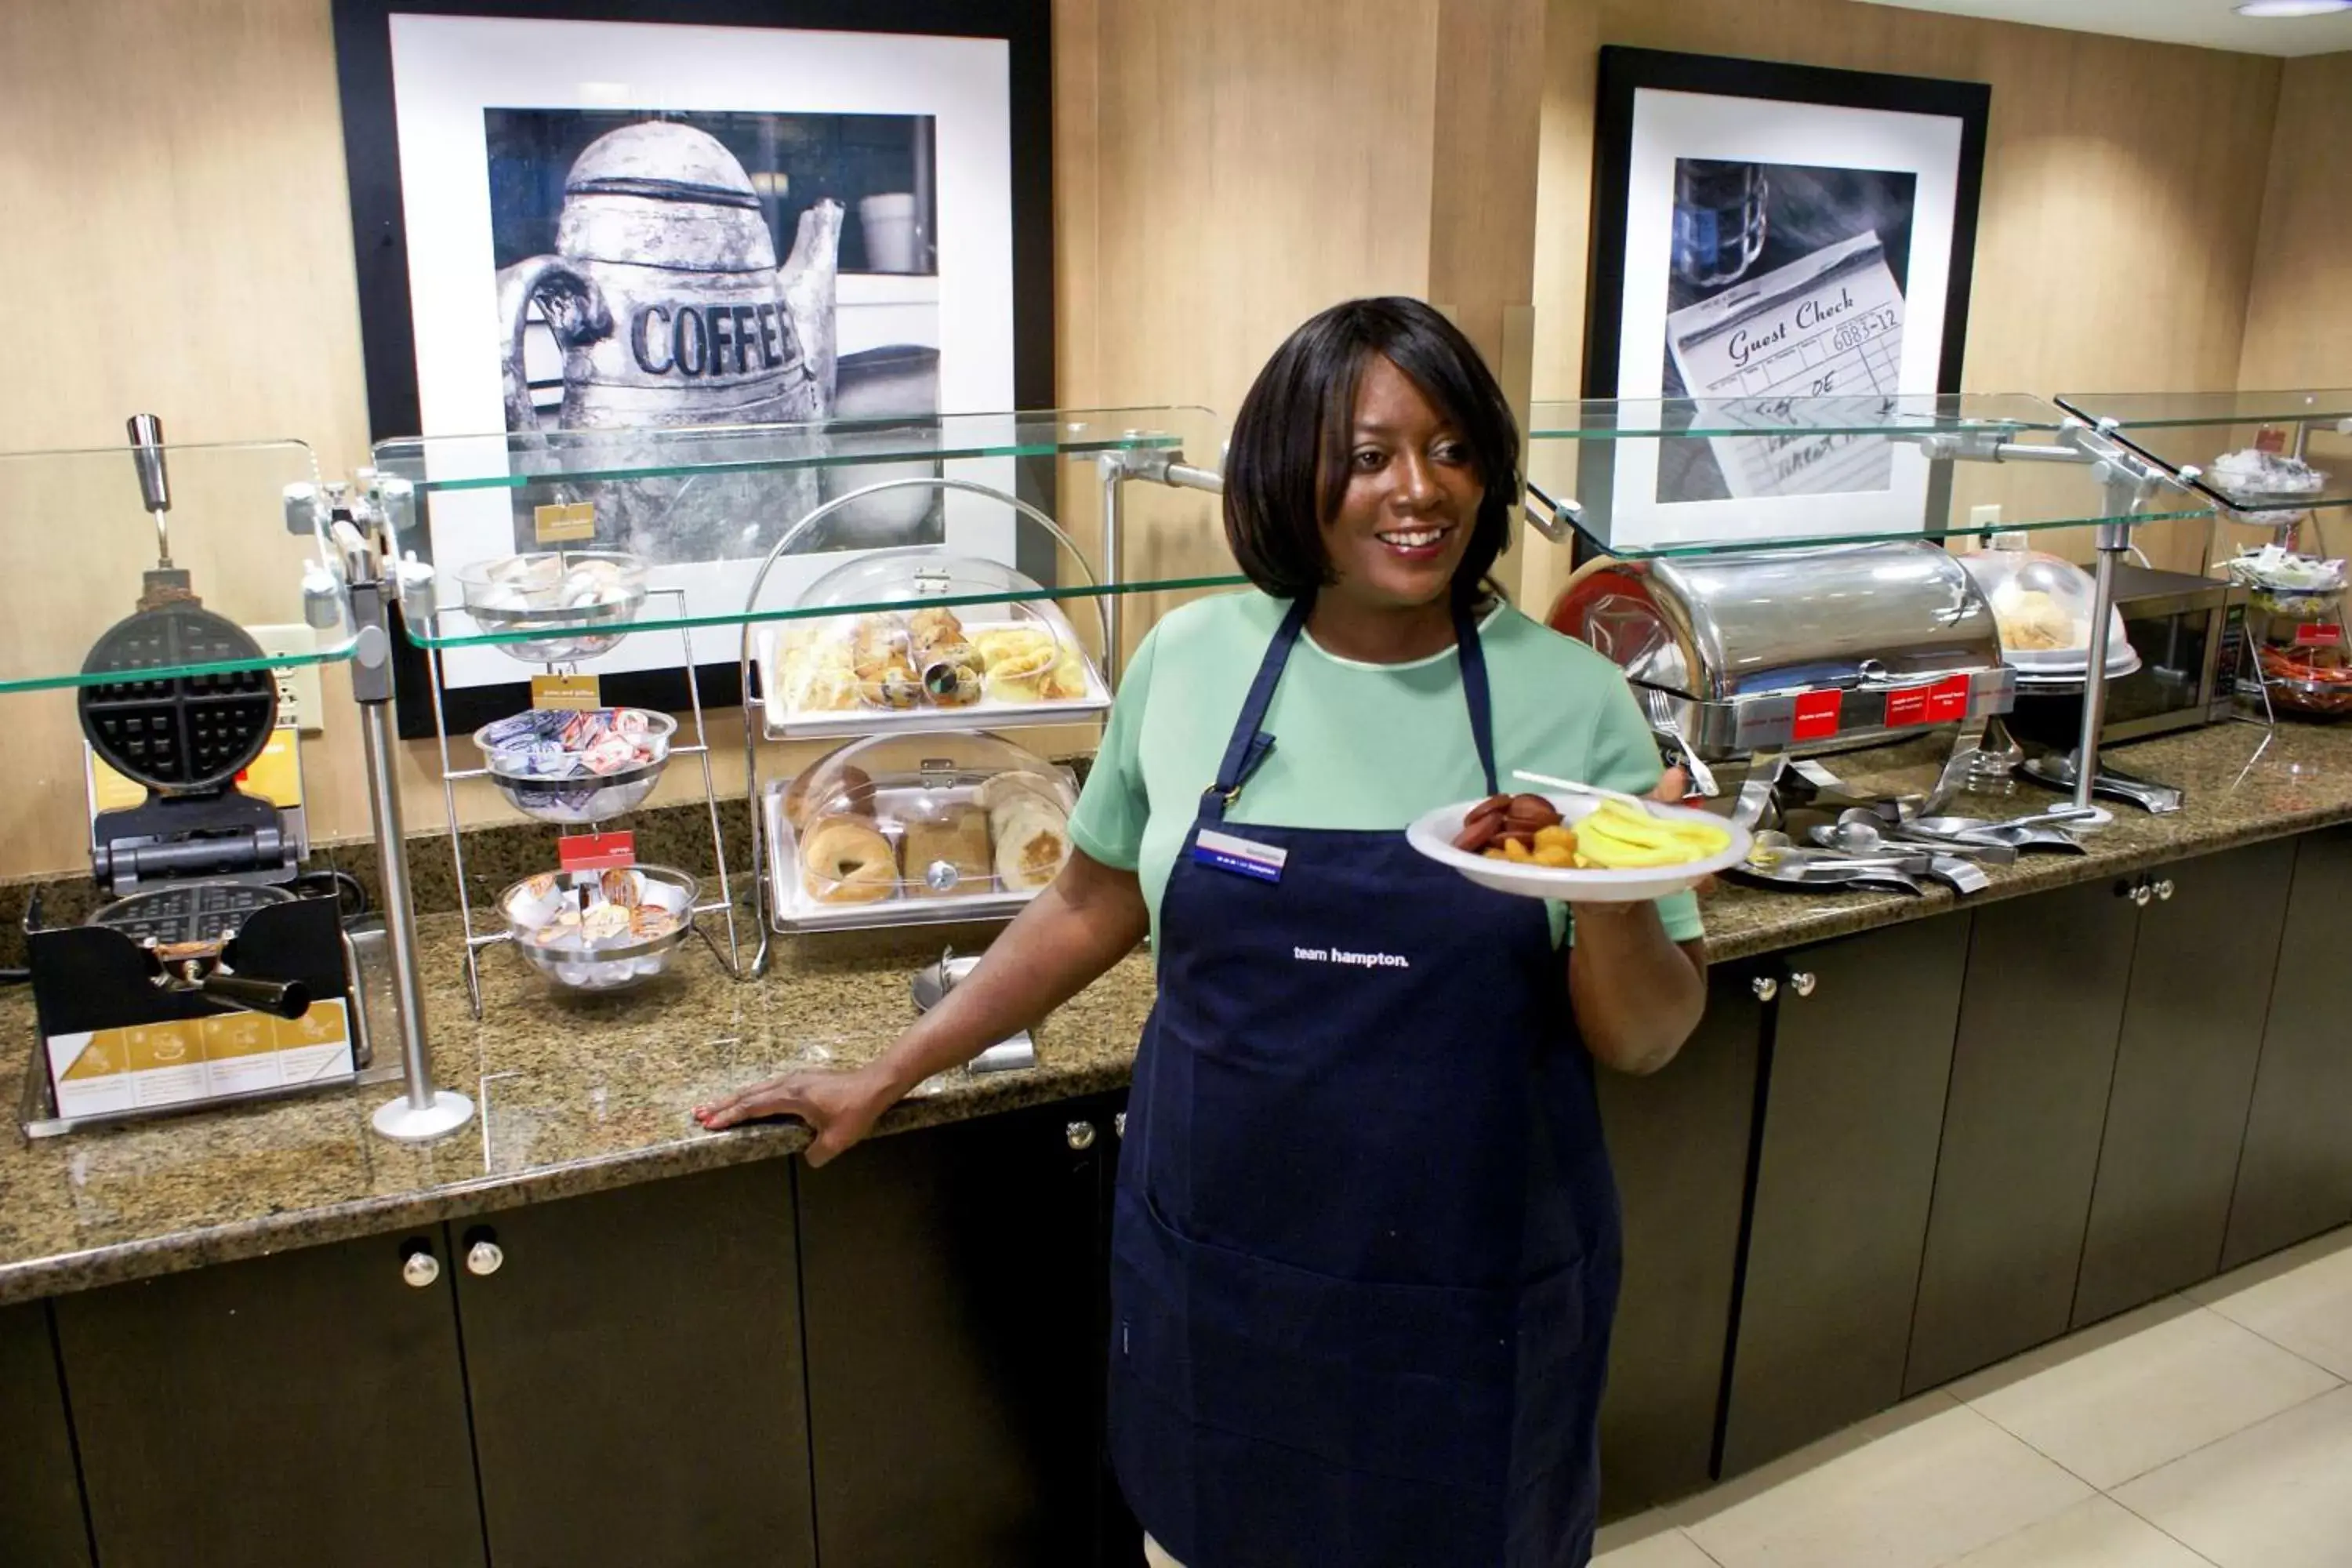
[[975, 769, 1072, 819], [993, 801, 1069, 891], [783, 763, 876, 830], [800, 815, 897, 904]]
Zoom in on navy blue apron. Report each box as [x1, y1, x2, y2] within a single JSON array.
[[1109, 596, 1623, 1568]]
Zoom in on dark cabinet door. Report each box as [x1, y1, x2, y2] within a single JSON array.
[[1720, 913, 1972, 1477], [799, 1096, 1111, 1567], [2074, 840, 2295, 1326], [0, 1301, 90, 1567], [451, 1160, 815, 1568], [1097, 1101, 1144, 1567], [54, 1231, 485, 1568], [1595, 961, 1766, 1515], [1907, 878, 2139, 1393], [2224, 826, 2352, 1269]]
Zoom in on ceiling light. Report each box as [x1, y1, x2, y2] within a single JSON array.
[[2234, 1, 2352, 16]]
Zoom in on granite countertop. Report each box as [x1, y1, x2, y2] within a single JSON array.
[[4, 718, 2348, 1306]]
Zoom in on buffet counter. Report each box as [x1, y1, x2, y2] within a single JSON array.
[[4, 716, 2347, 1309]]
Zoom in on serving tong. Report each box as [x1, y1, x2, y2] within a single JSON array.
[[1737, 831, 1934, 897]]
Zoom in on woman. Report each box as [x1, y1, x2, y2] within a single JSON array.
[[697, 297, 1709, 1566]]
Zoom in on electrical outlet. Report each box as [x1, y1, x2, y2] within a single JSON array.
[[1969, 503, 2002, 532], [248, 624, 323, 735]]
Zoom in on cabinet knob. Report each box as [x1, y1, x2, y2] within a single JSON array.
[[1113, 1112, 1127, 1140], [400, 1247, 440, 1289], [1066, 1120, 1098, 1151], [2132, 880, 2154, 907], [466, 1240, 505, 1277], [2155, 878, 2176, 902], [1751, 975, 1779, 1002], [1791, 971, 1817, 999]]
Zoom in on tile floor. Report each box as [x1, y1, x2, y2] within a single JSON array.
[[1596, 1225, 2352, 1568]]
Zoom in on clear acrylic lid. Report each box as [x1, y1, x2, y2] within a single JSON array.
[[782, 731, 1077, 909], [767, 551, 1102, 723], [1957, 549, 2126, 660], [793, 546, 1092, 619], [784, 731, 1076, 829]]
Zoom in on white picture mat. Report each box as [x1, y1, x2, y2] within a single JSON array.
[[1610, 87, 1965, 550], [387, 14, 1019, 691]]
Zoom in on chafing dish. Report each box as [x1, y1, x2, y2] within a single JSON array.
[[1552, 541, 2017, 824]]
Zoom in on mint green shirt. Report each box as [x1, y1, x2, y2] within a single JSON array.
[[1069, 590, 1707, 950]]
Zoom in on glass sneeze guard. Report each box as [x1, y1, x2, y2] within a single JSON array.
[[373, 406, 1246, 655], [1524, 394, 2211, 560], [2054, 391, 2352, 521], [0, 440, 353, 693]]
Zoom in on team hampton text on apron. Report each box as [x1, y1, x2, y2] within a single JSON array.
[[1110, 597, 1624, 1568]]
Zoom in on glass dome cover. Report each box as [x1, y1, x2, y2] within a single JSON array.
[[770, 731, 1078, 930], [760, 548, 1109, 737], [1958, 549, 2132, 670]]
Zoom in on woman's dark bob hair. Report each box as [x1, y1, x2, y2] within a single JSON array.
[[1223, 296, 1522, 604]]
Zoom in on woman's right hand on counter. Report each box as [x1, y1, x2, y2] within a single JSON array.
[[695, 849, 1151, 1163], [693, 1064, 900, 1164]]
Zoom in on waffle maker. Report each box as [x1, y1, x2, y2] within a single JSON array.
[[24, 418, 359, 1095]]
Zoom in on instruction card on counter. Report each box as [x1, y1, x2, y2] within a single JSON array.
[[47, 1001, 354, 1118]]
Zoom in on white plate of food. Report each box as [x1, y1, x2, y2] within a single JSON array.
[[1406, 789, 1748, 903]]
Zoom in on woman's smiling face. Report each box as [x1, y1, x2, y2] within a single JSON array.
[[1319, 354, 1485, 612]]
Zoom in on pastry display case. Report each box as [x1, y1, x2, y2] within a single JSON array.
[[753, 550, 1112, 740], [761, 732, 1077, 932]]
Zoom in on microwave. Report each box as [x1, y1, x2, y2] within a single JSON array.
[[2008, 565, 2246, 749]]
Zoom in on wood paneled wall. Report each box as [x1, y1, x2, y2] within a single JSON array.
[[2238, 52, 2352, 392], [0, 0, 2339, 878]]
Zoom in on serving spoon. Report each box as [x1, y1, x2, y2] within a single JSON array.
[[1820, 810, 2019, 867]]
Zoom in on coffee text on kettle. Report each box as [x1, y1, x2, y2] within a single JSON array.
[[630, 303, 795, 379]]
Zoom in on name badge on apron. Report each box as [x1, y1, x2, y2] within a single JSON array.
[[1193, 829, 1287, 884]]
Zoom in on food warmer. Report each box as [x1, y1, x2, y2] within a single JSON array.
[[1550, 540, 2018, 824], [762, 731, 1076, 933]]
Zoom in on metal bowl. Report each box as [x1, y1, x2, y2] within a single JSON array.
[[500, 865, 698, 993], [457, 550, 648, 664], [473, 710, 677, 826]]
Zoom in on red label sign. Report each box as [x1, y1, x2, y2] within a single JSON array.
[[1885, 674, 1974, 728], [2296, 622, 2343, 648], [557, 831, 636, 873], [1791, 690, 1844, 742]]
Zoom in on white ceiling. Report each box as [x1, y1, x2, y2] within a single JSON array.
[[1848, 0, 2352, 56]]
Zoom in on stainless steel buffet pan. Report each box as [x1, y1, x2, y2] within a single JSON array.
[[1550, 540, 2016, 761]]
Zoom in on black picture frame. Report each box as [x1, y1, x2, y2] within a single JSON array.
[[1584, 46, 1989, 401], [328, 0, 1055, 737]]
